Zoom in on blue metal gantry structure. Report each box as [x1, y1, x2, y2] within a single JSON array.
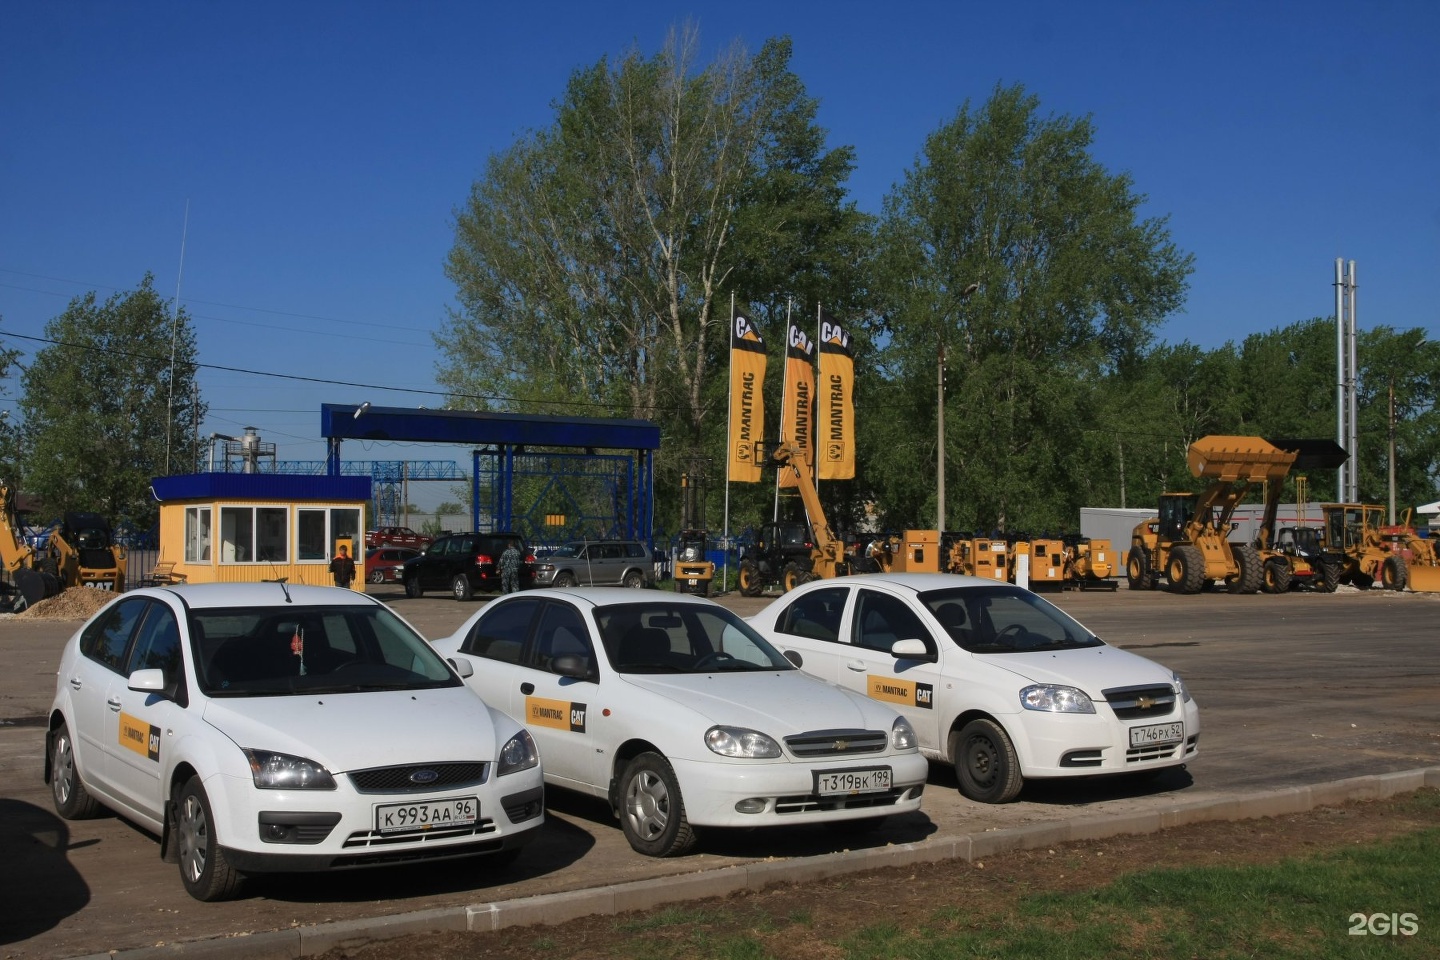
[[319, 404, 661, 543]]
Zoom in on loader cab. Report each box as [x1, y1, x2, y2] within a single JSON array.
[[1157, 493, 1196, 542]]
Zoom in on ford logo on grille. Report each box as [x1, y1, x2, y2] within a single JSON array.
[[409, 769, 440, 785]]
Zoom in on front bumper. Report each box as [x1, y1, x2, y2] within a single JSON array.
[[1007, 698, 1201, 777], [668, 751, 929, 827]]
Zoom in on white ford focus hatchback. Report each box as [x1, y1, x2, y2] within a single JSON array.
[[46, 582, 544, 900], [430, 588, 928, 857], [749, 574, 1200, 803]]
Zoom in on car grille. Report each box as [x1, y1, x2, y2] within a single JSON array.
[[342, 818, 498, 848], [347, 762, 489, 794], [1102, 684, 1177, 720], [783, 729, 888, 758]]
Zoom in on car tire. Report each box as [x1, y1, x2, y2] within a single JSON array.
[[1316, 558, 1341, 593], [1227, 543, 1263, 595], [176, 776, 244, 901], [953, 718, 1023, 804], [554, 572, 576, 588], [368, 569, 385, 584], [50, 721, 101, 819], [619, 752, 696, 857], [452, 575, 474, 602], [404, 576, 423, 598], [1166, 545, 1206, 594], [622, 570, 645, 589]]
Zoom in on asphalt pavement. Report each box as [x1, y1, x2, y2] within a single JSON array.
[[2, 583, 1438, 958]]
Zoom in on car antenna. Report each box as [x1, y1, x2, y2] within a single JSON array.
[[261, 576, 293, 603]]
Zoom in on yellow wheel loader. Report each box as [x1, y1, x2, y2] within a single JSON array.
[[1129, 436, 1294, 595]]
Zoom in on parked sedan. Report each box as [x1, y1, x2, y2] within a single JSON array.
[[364, 546, 421, 583], [365, 526, 431, 550], [431, 588, 928, 856], [749, 574, 1199, 803], [46, 583, 544, 901]]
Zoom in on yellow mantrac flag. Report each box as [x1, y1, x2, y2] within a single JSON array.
[[817, 311, 854, 480], [727, 313, 766, 483], [778, 322, 815, 487]]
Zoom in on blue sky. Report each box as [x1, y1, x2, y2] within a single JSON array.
[[1, 1, 1435, 509]]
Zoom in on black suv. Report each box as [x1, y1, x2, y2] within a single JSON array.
[[400, 532, 535, 600]]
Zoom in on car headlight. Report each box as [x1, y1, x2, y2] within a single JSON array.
[[1173, 671, 1193, 704], [891, 716, 918, 751], [705, 725, 781, 759], [243, 749, 336, 790], [1019, 684, 1096, 714], [497, 729, 539, 776]]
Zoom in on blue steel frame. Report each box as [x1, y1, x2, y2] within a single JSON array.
[[320, 404, 659, 542]]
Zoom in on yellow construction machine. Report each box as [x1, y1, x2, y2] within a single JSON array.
[[942, 532, 1011, 581], [1, 482, 60, 610], [1128, 436, 1293, 594], [672, 468, 715, 596], [48, 511, 127, 593], [1061, 535, 1120, 590], [737, 443, 850, 595], [1318, 504, 1440, 592], [1250, 439, 1348, 593]]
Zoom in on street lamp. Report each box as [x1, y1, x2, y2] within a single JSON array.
[[938, 282, 980, 532]]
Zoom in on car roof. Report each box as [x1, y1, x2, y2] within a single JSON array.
[[131, 582, 383, 610], [512, 587, 718, 610], [793, 572, 1004, 594]]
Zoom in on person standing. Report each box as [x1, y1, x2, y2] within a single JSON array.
[[329, 544, 356, 589], [500, 539, 522, 594]]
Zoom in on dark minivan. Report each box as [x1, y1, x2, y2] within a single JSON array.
[[401, 532, 535, 600]]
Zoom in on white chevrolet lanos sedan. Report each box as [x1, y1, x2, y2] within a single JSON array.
[[748, 574, 1199, 803], [46, 583, 544, 900], [430, 588, 928, 856]]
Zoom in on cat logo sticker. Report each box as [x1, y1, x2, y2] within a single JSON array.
[[118, 712, 161, 761], [526, 696, 587, 733], [867, 676, 934, 710]]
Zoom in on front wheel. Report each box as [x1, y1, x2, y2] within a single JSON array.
[[1126, 548, 1151, 591], [622, 570, 645, 589], [452, 575, 473, 602], [404, 576, 423, 598], [619, 752, 696, 857], [1227, 543, 1263, 595], [368, 568, 385, 584], [1262, 558, 1292, 594], [1382, 554, 1409, 591], [176, 776, 244, 901], [553, 571, 576, 588], [50, 721, 100, 819], [781, 562, 804, 593], [953, 718, 1023, 803], [1166, 545, 1205, 594], [1316, 558, 1341, 593], [737, 560, 763, 597]]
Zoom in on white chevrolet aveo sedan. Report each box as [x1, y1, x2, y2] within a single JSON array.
[[749, 574, 1200, 803], [46, 583, 544, 900], [430, 588, 928, 857]]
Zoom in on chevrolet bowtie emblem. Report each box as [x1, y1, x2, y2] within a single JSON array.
[[834, 740, 848, 751], [1136, 696, 1155, 709]]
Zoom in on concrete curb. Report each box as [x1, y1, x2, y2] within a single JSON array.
[[81, 766, 1440, 959]]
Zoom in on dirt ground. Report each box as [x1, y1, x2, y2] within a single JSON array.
[[319, 790, 1439, 960]]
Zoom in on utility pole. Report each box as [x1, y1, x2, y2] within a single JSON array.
[[937, 282, 979, 532]]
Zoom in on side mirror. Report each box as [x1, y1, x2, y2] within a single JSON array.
[[128, 668, 166, 692], [446, 657, 475, 679], [551, 654, 591, 679], [783, 649, 803, 668], [890, 638, 931, 660]]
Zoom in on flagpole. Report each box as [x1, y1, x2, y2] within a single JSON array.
[[722, 291, 734, 594], [773, 298, 793, 522]]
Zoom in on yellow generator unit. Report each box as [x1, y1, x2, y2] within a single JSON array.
[[945, 533, 1010, 581], [1016, 537, 1066, 590], [1063, 536, 1119, 590]]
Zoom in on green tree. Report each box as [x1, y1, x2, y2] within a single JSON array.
[[0, 314, 20, 477], [871, 84, 1193, 532], [19, 275, 204, 528], [441, 27, 868, 513]]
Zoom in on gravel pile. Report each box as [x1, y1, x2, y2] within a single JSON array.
[[15, 587, 116, 621]]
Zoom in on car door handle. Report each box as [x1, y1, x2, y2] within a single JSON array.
[[520, 682, 535, 695], [845, 660, 867, 672], [107, 696, 122, 711], [70, 677, 83, 690]]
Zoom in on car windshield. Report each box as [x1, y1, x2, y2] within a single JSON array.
[[594, 601, 794, 674], [191, 604, 461, 697], [549, 544, 583, 559], [919, 586, 1104, 654]]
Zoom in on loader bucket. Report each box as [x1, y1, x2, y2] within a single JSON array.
[[1187, 436, 1297, 483], [1405, 564, 1440, 593]]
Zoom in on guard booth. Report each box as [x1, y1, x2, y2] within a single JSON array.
[[150, 473, 370, 588]]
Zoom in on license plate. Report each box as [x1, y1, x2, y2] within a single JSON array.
[[814, 767, 891, 797], [1130, 722, 1184, 747], [375, 796, 478, 833]]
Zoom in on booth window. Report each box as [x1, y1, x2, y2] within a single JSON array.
[[220, 506, 289, 563], [185, 507, 212, 562]]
